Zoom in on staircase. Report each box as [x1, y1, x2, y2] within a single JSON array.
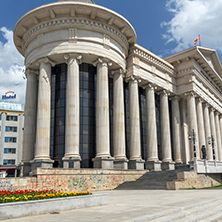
[[130, 198, 222, 222], [116, 167, 191, 190]]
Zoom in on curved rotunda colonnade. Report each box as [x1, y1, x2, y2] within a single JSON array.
[[14, 0, 222, 176]]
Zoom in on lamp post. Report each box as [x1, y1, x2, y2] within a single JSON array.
[[207, 135, 216, 160], [188, 129, 196, 159]]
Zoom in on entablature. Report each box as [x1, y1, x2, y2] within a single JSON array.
[[14, 2, 137, 57], [128, 44, 175, 76]]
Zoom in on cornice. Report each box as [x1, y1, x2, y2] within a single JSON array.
[[129, 46, 175, 76], [21, 17, 129, 54]]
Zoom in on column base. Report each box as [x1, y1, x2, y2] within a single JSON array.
[[175, 160, 183, 164], [30, 159, 54, 171], [92, 156, 114, 169], [62, 156, 81, 169], [145, 160, 162, 171], [161, 161, 175, 171], [129, 159, 145, 170], [19, 161, 32, 177], [114, 158, 129, 170]]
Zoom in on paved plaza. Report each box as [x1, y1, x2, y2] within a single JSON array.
[[2, 189, 222, 222]]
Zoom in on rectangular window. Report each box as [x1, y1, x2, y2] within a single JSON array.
[[4, 137, 17, 143], [6, 115, 18, 121], [3, 159, 15, 165], [4, 148, 16, 154], [5, 126, 17, 132], [0, 114, 1, 120]]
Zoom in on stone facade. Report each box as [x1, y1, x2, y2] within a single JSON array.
[[167, 171, 222, 190], [13, 1, 222, 176]]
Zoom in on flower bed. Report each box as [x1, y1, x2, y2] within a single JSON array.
[[0, 191, 108, 220], [0, 189, 92, 203]]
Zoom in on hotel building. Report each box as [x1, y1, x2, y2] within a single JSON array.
[[0, 102, 24, 176]]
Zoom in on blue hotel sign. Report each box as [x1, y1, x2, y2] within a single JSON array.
[[2, 91, 16, 100]]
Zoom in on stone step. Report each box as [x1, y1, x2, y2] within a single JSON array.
[[173, 205, 222, 222], [116, 170, 181, 190], [198, 210, 222, 222], [148, 198, 222, 222]]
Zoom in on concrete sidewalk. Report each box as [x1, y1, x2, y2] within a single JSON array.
[[2, 189, 222, 222]]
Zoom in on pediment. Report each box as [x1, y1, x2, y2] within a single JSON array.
[[198, 47, 222, 78]]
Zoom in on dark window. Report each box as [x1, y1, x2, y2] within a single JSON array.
[[6, 115, 18, 121], [139, 87, 147, 161], [155, 94, 162, 160], [5, 137, 17, 143], [50, 64, 67, 168], [5, 126, 17, 132], [79, 63, 97, 168], [3, 159, 15, 165], [4, 148, 16, 154], [124, 82, 130, 159]]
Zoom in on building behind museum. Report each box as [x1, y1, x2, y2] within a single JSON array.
[[0, 102, 24, 176], [13, 0, 222, 176]]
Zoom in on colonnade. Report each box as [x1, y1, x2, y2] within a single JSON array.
[[22, 56, 222, 174], [186, 92, 222, 162]]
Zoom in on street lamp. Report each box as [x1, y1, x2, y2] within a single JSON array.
[[188, 129, 196, 159], [207, 135, 216, 160]]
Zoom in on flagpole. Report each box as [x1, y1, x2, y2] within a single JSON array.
[[199, 34, 201, 46]]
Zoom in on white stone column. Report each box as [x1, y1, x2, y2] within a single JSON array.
[[203, 103, 213, 161], [215, 112, 222, 161], [186, 92, 200, 160], [219, 115, 222, 160], [21, 69, 38, 176], [62, 54, 82, 169], [31, 58, 55, 169], [129, 78, 144, 169], [196, 98, 206, 158], [210, 108, 218, 160], [92, 58, 114, 169], [112, 69, 128, 169], [160, 90, 174, 170], [171, 96, 182, 164], [145, 84, 161, 171], [181, 100, 190, 164]]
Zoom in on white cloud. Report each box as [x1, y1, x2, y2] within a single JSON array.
[[162, 0, 222, 54], [0, 27, 26, 105]]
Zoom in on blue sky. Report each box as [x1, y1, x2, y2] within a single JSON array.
[[0, 0, 222, 104]]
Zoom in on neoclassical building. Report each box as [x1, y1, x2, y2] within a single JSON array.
[[14, 0, 222, 176]]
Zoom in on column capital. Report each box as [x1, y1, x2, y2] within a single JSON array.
[[128, 76, 142, 84], [36, 57, 56, 67], [210, 107, 215, 112], [93, 57, 112, 67], [215, 111, 220, 116], [64, 53, 82, 65], [196, 97, 204, 103], [160, 89, 170, 97], [144, 83, 157, 91], [111, 68, 125, 77], [171, 95, 180, 101], [25, 68, 38, 77], [184, 91, 196, 98], [203, 102, 210, 108]]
